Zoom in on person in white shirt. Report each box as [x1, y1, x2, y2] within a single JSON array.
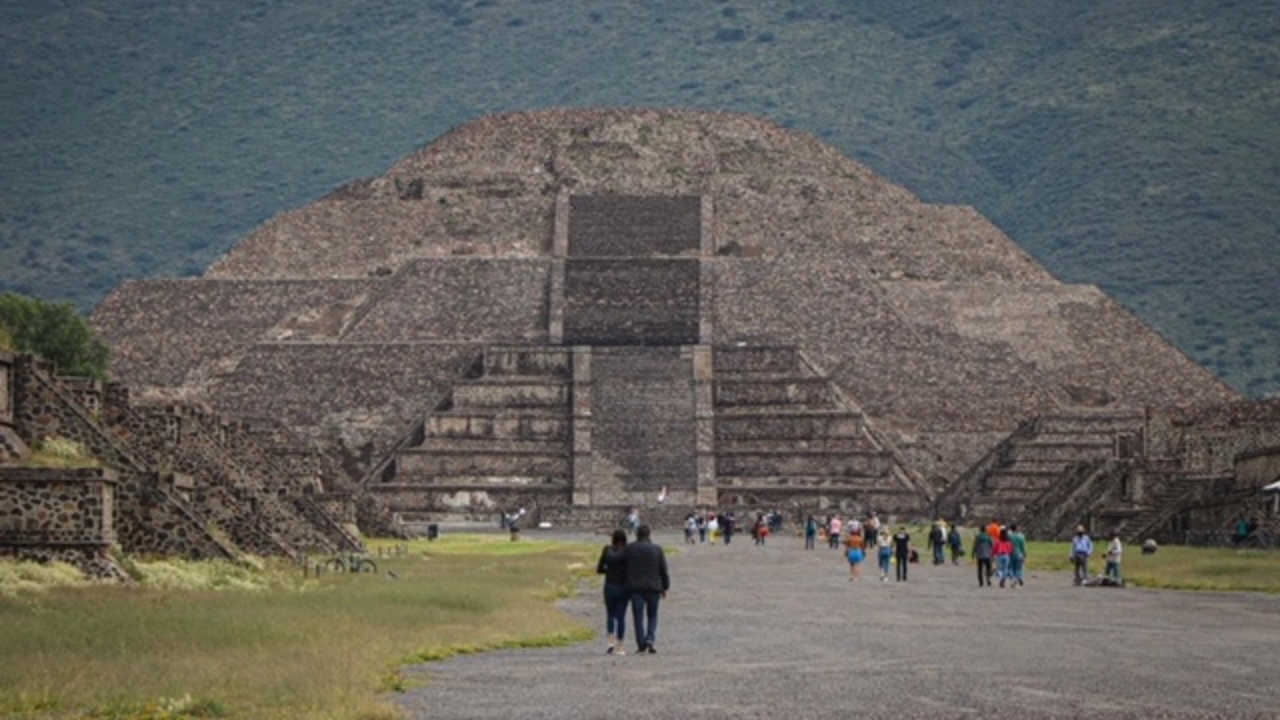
[[1104, 532, 1123, 583]]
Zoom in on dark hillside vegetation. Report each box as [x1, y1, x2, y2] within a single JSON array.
[[0, 0, 1276, 396]]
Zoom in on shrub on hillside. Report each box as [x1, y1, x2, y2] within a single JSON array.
[[0, 291, 110, 379]]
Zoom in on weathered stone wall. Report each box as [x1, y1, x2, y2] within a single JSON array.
[[1235, 446, 1280, 489], [1, 350, 14, 423], [93, 278, 381, 395], [564, 260, 700, 345], [0, 468, 117, 546], [343, 260, 552, 343], [590, 347, 697, 494], [0, 350, 25, 463], [212, 343, 477, 474], [9, 355, 237, 560], [568, 195, 701, 257]]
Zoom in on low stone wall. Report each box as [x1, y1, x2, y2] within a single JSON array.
[[0, 467, 131, 581], [0, 468, 117, 546]]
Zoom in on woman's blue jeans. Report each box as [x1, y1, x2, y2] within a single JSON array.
[[604, 583, 628, 641]]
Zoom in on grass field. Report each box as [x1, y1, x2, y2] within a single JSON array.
[[0, 536, 596, 720], [1023, 540, 1280, 593]]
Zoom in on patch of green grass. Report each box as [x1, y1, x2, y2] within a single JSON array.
[[0, 536, 596, 720], [1024, 541, 1280, 593]]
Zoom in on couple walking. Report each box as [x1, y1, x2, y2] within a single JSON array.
[[596, 525, 670, 655]]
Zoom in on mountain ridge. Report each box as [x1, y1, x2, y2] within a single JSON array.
[[1, 0, 1276, 395]]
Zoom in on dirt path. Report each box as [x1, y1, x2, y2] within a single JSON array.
[[395, 530, 1280, 719]]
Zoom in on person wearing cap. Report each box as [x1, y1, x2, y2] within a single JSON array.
[[1104, 531, 1123, 584], [1070, 525, 1094, 585]]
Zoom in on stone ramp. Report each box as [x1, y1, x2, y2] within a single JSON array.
[[396, 531, 1280, 720]]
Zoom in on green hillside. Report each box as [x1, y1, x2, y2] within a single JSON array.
[[1, 0, 1276, 397]]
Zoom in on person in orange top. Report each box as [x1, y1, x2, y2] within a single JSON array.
[[986, 520, 1002, 542]]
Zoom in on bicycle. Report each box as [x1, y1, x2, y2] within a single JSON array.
[[324, 553, 378, 573]]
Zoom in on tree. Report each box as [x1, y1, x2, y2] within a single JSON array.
[[0, 292, 110, 379]]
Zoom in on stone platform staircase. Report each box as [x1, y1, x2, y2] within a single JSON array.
[[711, 345, 927, 513], [940, 408, 1146, 523], [364, 347, 574, 521]]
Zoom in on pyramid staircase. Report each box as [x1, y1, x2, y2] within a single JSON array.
[[365, 347, 574, 521], [711, 345, 929, 512], [940, 408, 1146, 523]]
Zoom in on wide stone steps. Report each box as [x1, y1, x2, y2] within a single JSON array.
[[481, 347, 571, 377], [717, 450, 893, 477], [714, 378, 835, 407], [375, 475, 571, 489], [396, 449, 569, 476], [712, 346, 804, 375], [716, 411, 864, 441], [716, 437, 877, 453], [716, 475, 907, 491], [449, 380, 569, 409], [427, 411, 569, 441]]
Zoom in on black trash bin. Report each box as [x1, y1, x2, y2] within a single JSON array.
[[426, 523, 439, 541]]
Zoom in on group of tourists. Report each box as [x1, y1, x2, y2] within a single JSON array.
[[968, 520, 1027, 588], [596, 510, 1134, 655], [677, 509, 743, 545]]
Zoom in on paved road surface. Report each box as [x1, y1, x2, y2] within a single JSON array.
[[395, 530, 1280, 719]]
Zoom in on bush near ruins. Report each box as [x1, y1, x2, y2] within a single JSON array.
[[0, 291, 110, 379]]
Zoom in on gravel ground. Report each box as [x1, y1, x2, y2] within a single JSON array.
[[394, 530, 1280, 720]]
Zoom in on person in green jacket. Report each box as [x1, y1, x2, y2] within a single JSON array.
[[972, 526, 994, 587], [1008, 523, 1027, 587]]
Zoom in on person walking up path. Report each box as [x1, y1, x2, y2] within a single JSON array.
[[1008, 523, 1027, 587], [994, 528, 1013, 588], [972, 525, 994, 587], [892, 526, 911, 582], [596, 529, 629, 655], [876, 527, 893, 582], [625, 524, 670, 654]]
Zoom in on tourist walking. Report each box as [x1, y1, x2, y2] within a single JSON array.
[[1071, 525, 1094, 585], [947, 524, 964, 565], [928, 520, 947, 565], [626, 524, 670, 654], [865, 512, 881, 551], [828, 515, 843, 549], [697, 513, 708, 543], [972, 525, 994, 587], [1008, 523, 1027, 586], [1105, 531, 1123, 583], [753, 514, 768, 546], [804, 515, 818, 550], [722, 512, 736, 545], [892, 526, 911, 582], [845, 521, 865, 582], [684, 513, 697, 545], [596, 529, 629, 655], [876, 527, 893, 581], [994, 528, 1013, 588]]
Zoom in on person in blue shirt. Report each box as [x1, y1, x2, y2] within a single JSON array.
[[1071, 525, 1094, 585]]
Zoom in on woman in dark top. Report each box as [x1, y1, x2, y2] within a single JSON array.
[[596, 529, 629, 655]]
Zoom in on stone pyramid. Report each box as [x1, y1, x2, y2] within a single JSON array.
[[93, 109, 1238, 521]]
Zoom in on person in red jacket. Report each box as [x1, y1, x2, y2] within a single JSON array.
[[993, 528, 1014, 588]]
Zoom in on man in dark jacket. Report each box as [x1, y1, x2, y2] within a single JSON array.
[[626, 524, 670, 654]]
